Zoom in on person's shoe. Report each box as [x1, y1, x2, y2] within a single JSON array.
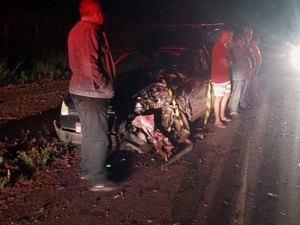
[[230, 112, 240, 117], [89, 180, 119, 192]]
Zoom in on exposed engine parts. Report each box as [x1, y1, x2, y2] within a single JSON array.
[[121, 72, 193, 161]]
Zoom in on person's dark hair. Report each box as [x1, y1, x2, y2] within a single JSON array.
[[220, 26, 233, 34], [215, 26, 232, 40], [233, 32, 244, 43], [79, 0, 101, 17], [243, 26, 253, 32]]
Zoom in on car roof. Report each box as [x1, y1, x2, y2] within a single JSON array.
[[133, 23, 225, 51]]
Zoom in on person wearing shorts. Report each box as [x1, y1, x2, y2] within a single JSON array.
[[210, 27, 233, 128], [212, 81, 231, 97]]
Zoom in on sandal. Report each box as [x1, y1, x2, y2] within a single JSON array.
[[214, 122, 226, 128]]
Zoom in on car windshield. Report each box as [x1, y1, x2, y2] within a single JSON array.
[[116, 50, 181, 75], [116, 48, 209, 79], [115, 51, 144, 75]]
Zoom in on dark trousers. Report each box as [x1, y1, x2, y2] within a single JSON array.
[[71, 94, 109, 185]]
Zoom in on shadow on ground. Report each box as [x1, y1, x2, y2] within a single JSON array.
[[0, 107, 61, 139], [106, 150, 137, 182]]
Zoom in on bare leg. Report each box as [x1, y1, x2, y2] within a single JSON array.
[[213, 96, 222, 125], [220, 92, 231, 121]]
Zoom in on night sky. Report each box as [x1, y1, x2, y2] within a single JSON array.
[[105, 0, 300, 41], [2, 0, 299, 26], [1, 0, 300, 57]]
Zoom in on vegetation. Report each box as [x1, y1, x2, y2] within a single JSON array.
[[31, 52, 70, 80], [0, 52, 70, 86], [0, 59, 24, 86], [0, 130, 71, 188]]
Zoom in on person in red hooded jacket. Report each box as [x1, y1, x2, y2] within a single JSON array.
[[68, 0, 118, 192]]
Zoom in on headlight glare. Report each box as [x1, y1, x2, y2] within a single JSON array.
[[290, 46, 300, 71]]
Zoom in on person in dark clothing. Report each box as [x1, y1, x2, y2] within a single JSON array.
[[68, 0, 117, 192], [240, 26, 255, 108], [249, 36, 262, 99], [228, 32, 251, 117]]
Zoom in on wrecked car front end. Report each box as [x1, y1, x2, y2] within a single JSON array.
[[55, 24, 222, 162], [115, 75, 193, 161], [54, 70, 197, 162]]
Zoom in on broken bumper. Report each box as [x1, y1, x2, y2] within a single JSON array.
[[53, 120, 82, 145]]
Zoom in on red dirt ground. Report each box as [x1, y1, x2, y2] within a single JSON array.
[[0, 78, 236, 225]]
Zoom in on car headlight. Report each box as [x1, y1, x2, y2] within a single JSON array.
[[290, 46, 300, 72], [61, 101, 69, 116]]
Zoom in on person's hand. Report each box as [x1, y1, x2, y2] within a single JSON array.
[[93, 81, 99, 89]]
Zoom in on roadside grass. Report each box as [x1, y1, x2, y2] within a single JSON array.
[[31, 52, 70, 80], [0, 58, 24, 86], [0, 48, 126, 87], [0, 130, 71, 188], [0, 52, 70, 86]]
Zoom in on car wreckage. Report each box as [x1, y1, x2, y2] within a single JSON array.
[[54, 24, 224, 163]]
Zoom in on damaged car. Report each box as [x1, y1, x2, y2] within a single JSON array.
[[54, 24, 224, 161]]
